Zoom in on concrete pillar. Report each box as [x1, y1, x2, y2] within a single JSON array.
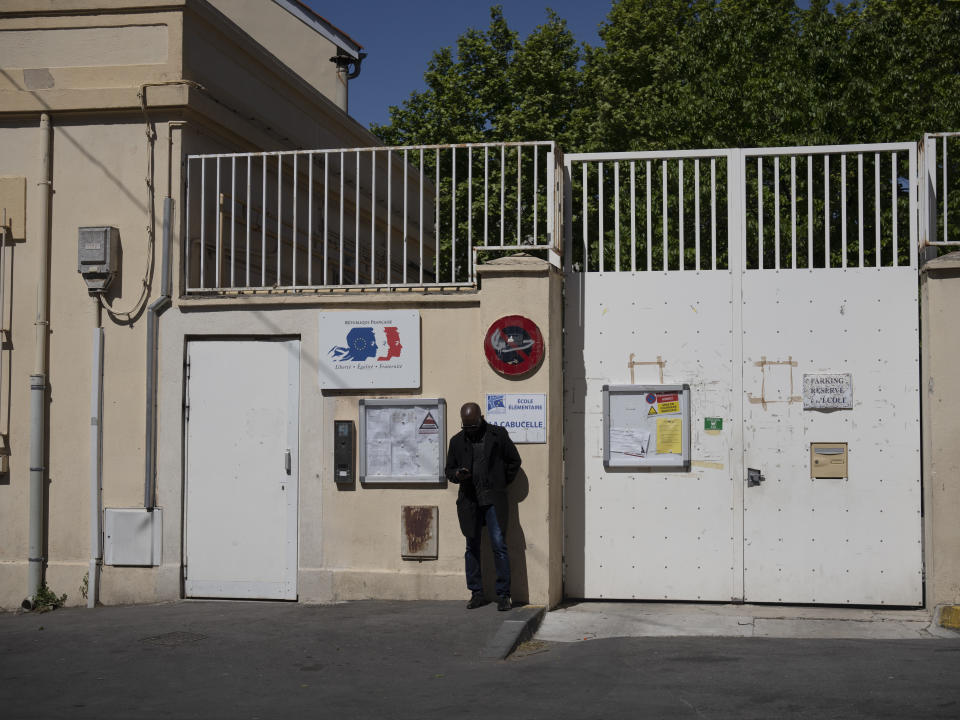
[[921, 251, 960, 608], [476, 254, 564, 607]]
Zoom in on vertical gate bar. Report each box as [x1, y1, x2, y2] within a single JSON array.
[[322, 154, 328, 286], [516, 145, 522, 246], [727, 149, 746, 602], [694, 158, 700, 270], [338, 151, 344, 286], [405, 148, 410, 284], [419, 148, 425, 284], [448, 148, 453, 282], [466, 147, 472, 282], [435, 148, 440, 281], [824, 155, 830, 268], [614, 161, 620, 270], [387, 149, 393, 286], [533, 145, 539, 243], [807, 155, 813, 269], [679, 159, 684, 270], [371, 151, 377, 284], [307, 153, 313, 287], [909, 142, 918, 267], [484, 146, 489, 246], [857, 153, 864, 268], [292, 154, 298, 286], [199, 158, 205, 288], [598, 162, 604, 273], [892, 152, 898, 266], [774, 156, 780, 270], [630, 161, 636, 272], [875, 152, 881, 266], [757, 157, 763, 269], [646, 160, 652, 272], [246, 156, 252, 287], [500, 145, 506, 246], [790, 156, 796, 270], [711, 158, 716, 270], [582, 163, 588, 269], [186, 158, 192, 290], [355, 151, 360, 284], [661, 160, 668, 271], [277, 155, 283, 286], [215, 158, 221, 288], [841, 154, 848, 268], [262, 156, 267, 287], [933, 135, 948, 242], [230, 157, 236, 287]]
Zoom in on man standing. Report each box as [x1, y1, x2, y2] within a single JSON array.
[[445, 402, 522, 611]]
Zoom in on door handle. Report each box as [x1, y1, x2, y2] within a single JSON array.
[[747, 468, 764, 487], [284, 449, 291, 475]]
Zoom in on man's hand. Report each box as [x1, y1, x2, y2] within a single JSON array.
[[454, 467, 471, 482]]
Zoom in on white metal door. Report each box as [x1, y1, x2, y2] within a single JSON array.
[[740, 267, 922, 605], [184, 339, 300, 600], [564, 143, 922, 605]]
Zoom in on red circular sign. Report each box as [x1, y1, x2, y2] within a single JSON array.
[[484, 315, 545, 376]]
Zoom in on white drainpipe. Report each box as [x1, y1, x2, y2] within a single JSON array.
[[25, 113, 52, 609]]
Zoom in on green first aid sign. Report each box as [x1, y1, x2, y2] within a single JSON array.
[[704, 417, 723, 431]]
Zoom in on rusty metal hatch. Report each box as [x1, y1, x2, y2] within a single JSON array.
[[401, 506, 438, 560]]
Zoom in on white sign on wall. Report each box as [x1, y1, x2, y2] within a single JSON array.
[[802, 373, 853, 409], [485, 393, 547, 443], [318, 310, 420, 389]]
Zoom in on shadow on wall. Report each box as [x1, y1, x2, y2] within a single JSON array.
[[480, 467, 529, 603]]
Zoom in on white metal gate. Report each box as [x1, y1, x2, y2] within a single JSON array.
[[184, 338, 300, 600], [564, 143, 922, 605]]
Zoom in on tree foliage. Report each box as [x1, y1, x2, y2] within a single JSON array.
[[374, 1, 960, 151]]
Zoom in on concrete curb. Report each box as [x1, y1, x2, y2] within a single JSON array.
[[480, 605, 546, 661]]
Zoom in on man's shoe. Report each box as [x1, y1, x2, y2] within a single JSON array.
[[466, 593, 486, 609], [497, 595, 512, 612]]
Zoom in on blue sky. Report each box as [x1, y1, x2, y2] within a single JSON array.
[[310, 1, 816, 132], [308, 1, 609, 130]]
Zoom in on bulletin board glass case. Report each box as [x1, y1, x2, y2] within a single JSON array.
[[602, 385, 691, 470], [358, 399, 446, 484]]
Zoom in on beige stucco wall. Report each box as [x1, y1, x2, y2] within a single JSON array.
[[204, 0, 344, 105], [0, 0, 381, 609], [921, 251, 960, 608], [150, 256, 563, 608]]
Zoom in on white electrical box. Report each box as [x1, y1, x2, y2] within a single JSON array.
[[104, 508, 162, 566]]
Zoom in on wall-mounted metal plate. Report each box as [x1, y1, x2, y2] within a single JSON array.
[[401, 506, 438, 560]]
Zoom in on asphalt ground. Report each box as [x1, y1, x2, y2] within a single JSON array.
[[2, 600, 960, 719]]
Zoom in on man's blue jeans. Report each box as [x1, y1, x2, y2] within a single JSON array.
[[465, 504, 510, 598]]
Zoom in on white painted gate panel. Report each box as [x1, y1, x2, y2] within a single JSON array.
[[564, 143, 922, 606], [185, 339, 300, 600], [565, 271, 740, 601], [741, 268, 922, 604]]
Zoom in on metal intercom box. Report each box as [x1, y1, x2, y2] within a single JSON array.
[[334, 420, 355, 483], [78, 226, 120, 292], [810, 442, 848, 478]]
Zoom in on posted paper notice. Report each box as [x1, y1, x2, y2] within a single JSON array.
[[656, 417, 683, 454]]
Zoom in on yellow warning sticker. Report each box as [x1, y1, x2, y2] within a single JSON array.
[[647, 406, 658, 416], [657, 401, 679, 414]]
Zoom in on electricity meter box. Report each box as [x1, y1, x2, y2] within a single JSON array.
[[78, 226, 120, 293], [602, 384, 691, 470]]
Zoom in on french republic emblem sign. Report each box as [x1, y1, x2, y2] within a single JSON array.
[[484, 315, 545, 377]]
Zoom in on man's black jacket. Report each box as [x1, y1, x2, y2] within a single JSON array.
[[445, 422, 522, 538]]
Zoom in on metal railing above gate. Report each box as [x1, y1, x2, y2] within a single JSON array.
[[183, 141, 559, 294], [564, 142, 919, 272], [921, 132, 960, 251]]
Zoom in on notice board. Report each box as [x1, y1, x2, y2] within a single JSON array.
[[359, 399, 446, 484], [603, 384, 691, 470]]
